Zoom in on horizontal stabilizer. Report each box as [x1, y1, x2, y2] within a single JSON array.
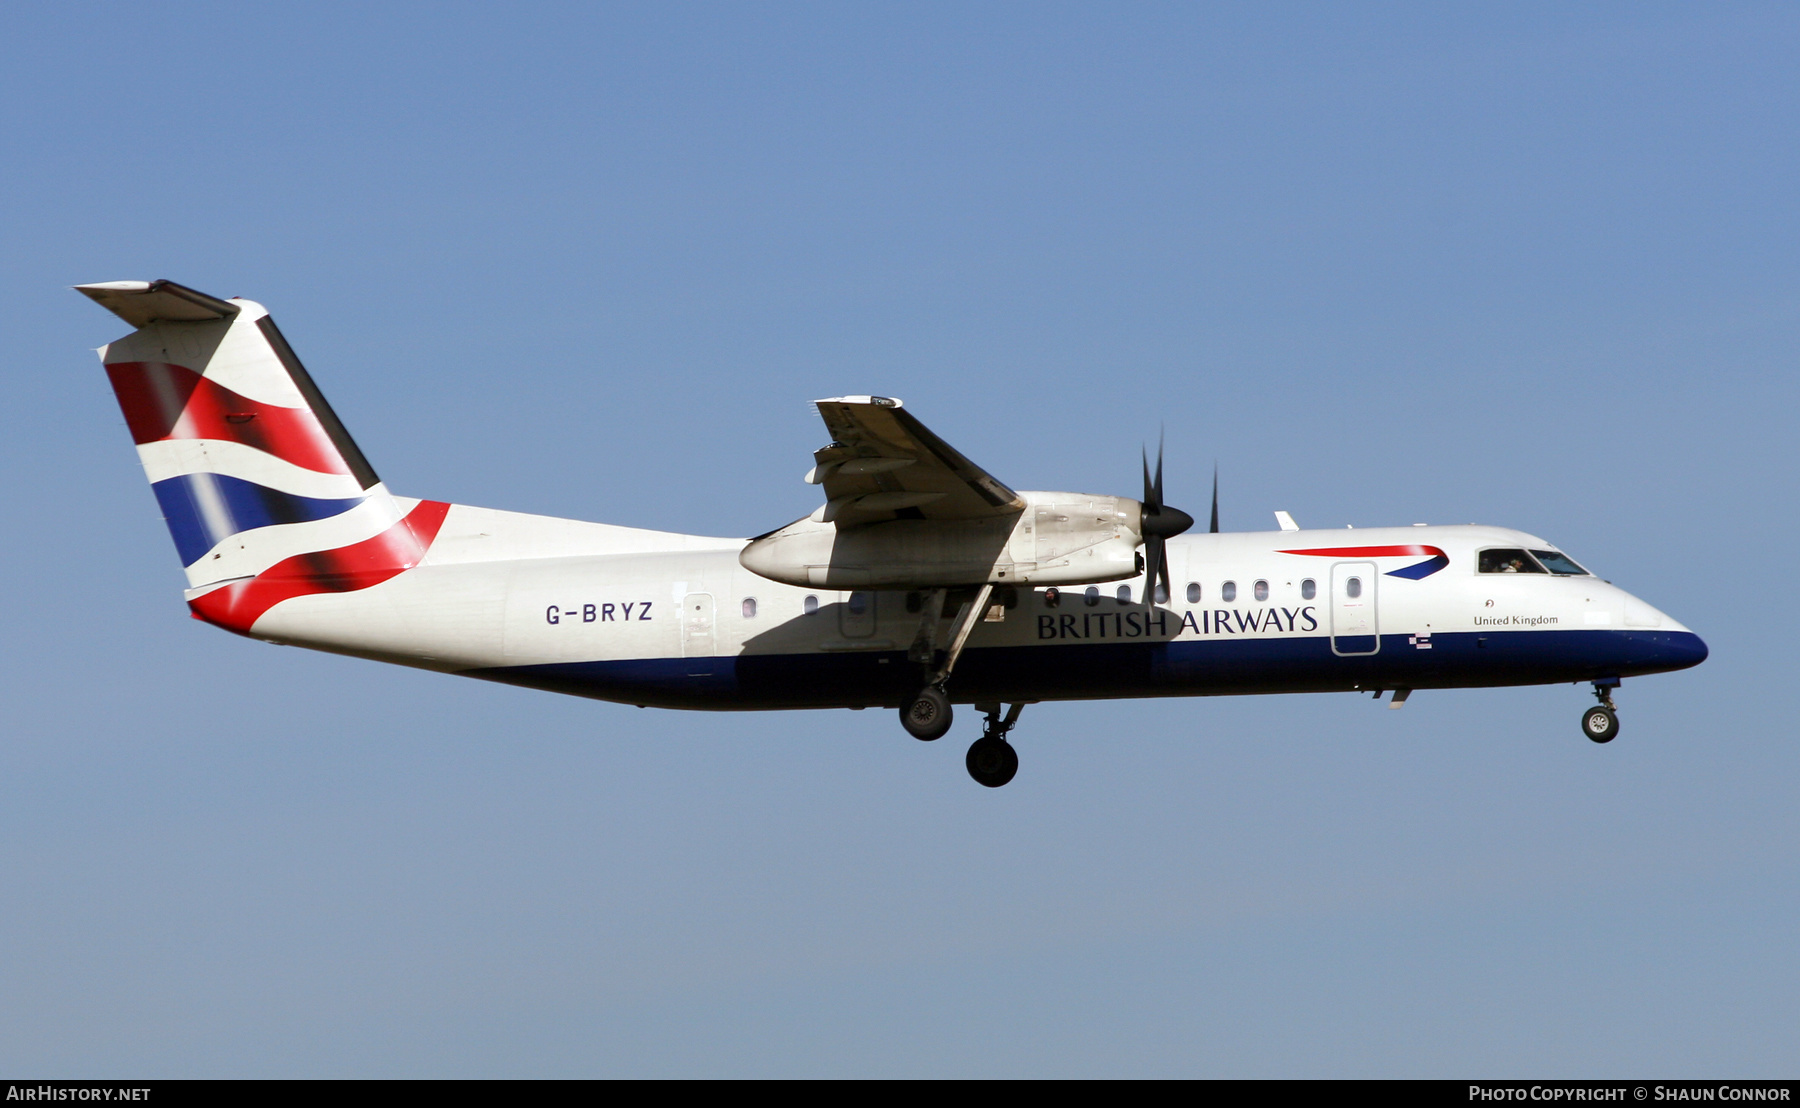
[[74, 280, 240, 327]]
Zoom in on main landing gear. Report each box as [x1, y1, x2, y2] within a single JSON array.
[[1581, 679, 1621, 743], [966, 703, 1024, 788], [901, 685, 953, 741], [898, 584, 991, 743], [902, 691, 1026, 786], [896, 584, 1024, 785]]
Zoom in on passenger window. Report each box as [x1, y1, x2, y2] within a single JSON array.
[[1153, 581, 1169, 604], [1186, 582, 1201, 604], [1346, 576, 1362, 599], [1221, 581, 1237, 602], [1043, 588, 1061, 608], [1531, 549, 1589, 576], [1084, 586, 1100, 607], [1479, 548, 1547, 574], [1301, 578, 1316, 600], [847, 591, 870, 615], [1254, 580, 1269, 602], [905, 591, 922, 613], [803, 594, 819, 615], [1116, 585, 1132, 605], [741, 598, 757, 619]]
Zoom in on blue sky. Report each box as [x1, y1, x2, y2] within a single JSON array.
[[2, 3, 1795, 1076]]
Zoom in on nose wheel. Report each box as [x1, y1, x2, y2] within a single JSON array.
[[1581, 680, 1621, 743], [1581, 705, 1618, 743]]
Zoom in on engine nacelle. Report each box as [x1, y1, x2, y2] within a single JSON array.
[[740, 491, 1145, 589]]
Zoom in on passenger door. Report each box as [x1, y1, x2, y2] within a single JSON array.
[[1330, 562, 1379, 656]]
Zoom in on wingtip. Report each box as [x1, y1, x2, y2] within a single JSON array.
[[73, 280, 154, 292], [814, 395, 904, 409]]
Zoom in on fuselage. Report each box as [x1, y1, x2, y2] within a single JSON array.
[[75, 281, 1705, 738], [235, 508, 1707, 711]]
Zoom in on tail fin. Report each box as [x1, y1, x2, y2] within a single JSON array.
[[80, 280, 448, 634]]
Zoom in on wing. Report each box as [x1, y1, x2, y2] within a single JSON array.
[[806, 396, 1024, 526]]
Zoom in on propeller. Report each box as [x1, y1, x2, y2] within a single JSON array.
[[1139, 435, 1195, 604]]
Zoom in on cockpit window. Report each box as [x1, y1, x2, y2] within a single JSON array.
[[1531, 549, 1589, 576], [1478, 548, 1547, 574]]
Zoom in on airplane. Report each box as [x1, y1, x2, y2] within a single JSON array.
[[78, 279, 1709, 787]]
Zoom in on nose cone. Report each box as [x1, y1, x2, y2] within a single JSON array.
[[1658, 630, 1709, 671], [1609, 629, 1708, 676], [1602, 585, 1706, 675]]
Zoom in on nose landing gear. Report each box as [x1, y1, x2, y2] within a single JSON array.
[[1581, 679, 1621, 743]]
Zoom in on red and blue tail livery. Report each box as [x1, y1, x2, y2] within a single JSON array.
[[83, 280, 444, 636], [81, 280, 1706, 787]]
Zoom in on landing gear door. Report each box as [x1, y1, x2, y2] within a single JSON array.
[[1330, 562, 1378, 656]]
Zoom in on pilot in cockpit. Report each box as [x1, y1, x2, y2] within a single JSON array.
[[1482, 548, 1527, 574]]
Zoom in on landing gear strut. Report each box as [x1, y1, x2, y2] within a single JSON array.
[[966, 703, 1023, 788], [896, 584, 992, 742], [896, 584, 1026, 785], [1582, 679, 1620, 743]]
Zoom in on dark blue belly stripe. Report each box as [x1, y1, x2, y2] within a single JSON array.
[[462, 629, 1708, 711]]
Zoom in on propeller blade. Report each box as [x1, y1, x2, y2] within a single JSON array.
[[1209, 465, 1219, 534], [1153, 430, 1165, 508], [1142, 534, 1163, 602], [1156, 541, 1173, 605]]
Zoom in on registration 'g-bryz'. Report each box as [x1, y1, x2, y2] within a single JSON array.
[[82, 280, 1708, 786]]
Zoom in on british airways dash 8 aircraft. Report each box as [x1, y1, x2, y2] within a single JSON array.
[[81, 280, 1707, 787]]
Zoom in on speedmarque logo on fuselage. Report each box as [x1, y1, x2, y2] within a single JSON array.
[[1277, 544, 1450, 579]]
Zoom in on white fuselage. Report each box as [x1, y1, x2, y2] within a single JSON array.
[[236, 507, 1703, 711]]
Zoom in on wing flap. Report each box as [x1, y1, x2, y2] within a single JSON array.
[[811, 397, 1023, 525]]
